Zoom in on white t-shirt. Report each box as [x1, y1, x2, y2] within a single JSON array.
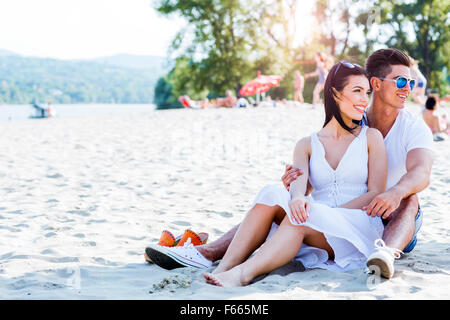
[[362, 108, 433, 190]]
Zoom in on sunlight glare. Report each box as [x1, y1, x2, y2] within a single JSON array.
[[293, 0, 316, 46]]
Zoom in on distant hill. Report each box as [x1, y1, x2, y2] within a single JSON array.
[[0, 49, 18, 56], [93, 54, 172, 72], [0, 51, 172, 104]]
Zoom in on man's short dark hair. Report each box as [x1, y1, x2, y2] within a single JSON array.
[[365, 48, 411, 80], [425, 96, 437, 110]]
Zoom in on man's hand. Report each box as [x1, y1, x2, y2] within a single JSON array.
[[282, 164, 303, 191], [289, 196, 310, 224], [363, 189, 403, 219]]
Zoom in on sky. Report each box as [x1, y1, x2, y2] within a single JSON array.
[[0, 0, 186, 60], [0, 0, 319, 61]]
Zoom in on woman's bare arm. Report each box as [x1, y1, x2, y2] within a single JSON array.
[[339, 128, 387, 210], [304, 71, 318, 79], [289, 137, 311, 200], [287, 137, 312, 223]]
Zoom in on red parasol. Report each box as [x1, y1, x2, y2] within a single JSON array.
[[239, 71, 282, 97]]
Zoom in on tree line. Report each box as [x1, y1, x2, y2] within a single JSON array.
[[153, 0, 449, 109]]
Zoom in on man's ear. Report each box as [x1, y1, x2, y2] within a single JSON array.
[[370, 77, 381, 91]]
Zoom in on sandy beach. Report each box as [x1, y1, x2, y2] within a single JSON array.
[[0, 103, 449, 300]]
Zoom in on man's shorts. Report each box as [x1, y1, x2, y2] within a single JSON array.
[[382, 206, 423, 253]]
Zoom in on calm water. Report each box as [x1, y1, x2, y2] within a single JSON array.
[[0, 104, 156, 123]]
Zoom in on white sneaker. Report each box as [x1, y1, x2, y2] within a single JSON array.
[[366, 239, 403, 279], [145, 238, 213, 270]]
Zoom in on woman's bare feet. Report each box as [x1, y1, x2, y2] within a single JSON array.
[[203, 265, 251, 287], [211, 265, 226, 274], [211, 261, 234, 274], [204, 272, 225, 286]]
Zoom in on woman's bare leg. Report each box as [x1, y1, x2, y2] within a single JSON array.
[[211, 204, 286, 274], [312, 83, 324, 105], [205, 216, 334, 287], [294, 90, 300, 102]]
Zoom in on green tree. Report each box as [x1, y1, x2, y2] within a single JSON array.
[[154, 0, 274, 96], [154, 76, 183, 110], [154, 0, 321, 103], [361, 0, 450, 95]]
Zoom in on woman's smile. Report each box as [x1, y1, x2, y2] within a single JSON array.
[[353, 104, 367, 114]]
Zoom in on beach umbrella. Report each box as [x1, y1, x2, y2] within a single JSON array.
[[239, 71, 281, 102]]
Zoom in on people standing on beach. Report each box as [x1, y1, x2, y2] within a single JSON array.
[[145, 49, 434, 282], [46, 101, 55, 117], [303, 52, 333, 107], [410, 58, 427, 105], [293, 71, 304, 103], [422, 95, 449, 140]]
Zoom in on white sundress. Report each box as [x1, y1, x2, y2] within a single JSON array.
[[250, 126, 384, 272]]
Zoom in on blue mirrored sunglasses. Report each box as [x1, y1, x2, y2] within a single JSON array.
[[379, 77, 416, 90]]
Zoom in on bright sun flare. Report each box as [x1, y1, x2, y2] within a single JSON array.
[[293, 0, 316, 46]]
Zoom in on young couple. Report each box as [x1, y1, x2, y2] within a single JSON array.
[[146, 48, 434, 286]]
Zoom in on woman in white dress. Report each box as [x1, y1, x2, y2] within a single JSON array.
[[204, 62, 388, 287]]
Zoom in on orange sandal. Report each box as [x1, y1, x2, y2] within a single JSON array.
[[177, 229, 209, 247], [145, 229, 208, 263], [157, 230, 180, 247], [145, 230, 181, 263]]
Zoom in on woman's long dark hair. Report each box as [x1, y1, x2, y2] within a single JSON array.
[[323, 61, 368, 134]]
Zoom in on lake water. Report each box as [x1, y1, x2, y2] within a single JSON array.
[[0, 104, 156, 123]]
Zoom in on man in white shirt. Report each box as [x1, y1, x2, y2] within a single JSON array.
[[358, 48, 433, 278], [145, 49, 434, 280]]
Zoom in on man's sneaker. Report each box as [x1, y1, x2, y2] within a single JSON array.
[[145, 238, 213, 270], [144, 229, 208, 264], [366, 239, 403, 279]]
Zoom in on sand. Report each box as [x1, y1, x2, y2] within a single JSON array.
[[0, 102, 449, 300]]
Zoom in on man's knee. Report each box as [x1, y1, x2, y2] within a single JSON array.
[[401, 195, 419, 218], [385, 194, 419, 223]]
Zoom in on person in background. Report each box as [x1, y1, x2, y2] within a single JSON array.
[[178, 95, 208, 109], [46, 101, 55, 117], [234, 96, 250, 108], [293, 71, 305, 103], [214, 90, 238, 108], [410, 58, 427, 105], [422, 95, 449, 140], [303, 52, 334, 107]]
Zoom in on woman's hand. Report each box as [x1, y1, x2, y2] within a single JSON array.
[[289, 196, 310, 224], [282, 164, 304, 191]]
